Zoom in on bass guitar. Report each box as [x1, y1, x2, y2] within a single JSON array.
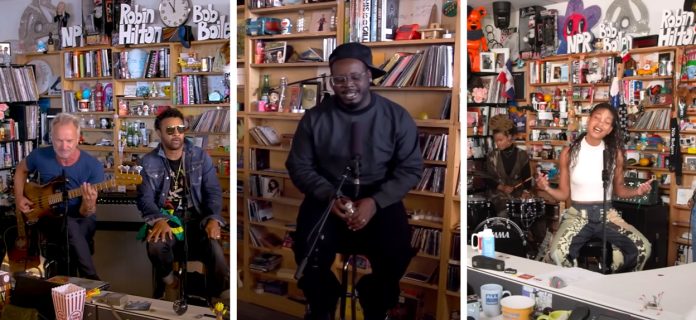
[[21, 171, 142, 222]]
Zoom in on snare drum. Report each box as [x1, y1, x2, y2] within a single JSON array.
[[474, 217, 527, 258], [506, 198, 545, 229], [467, 196, 492, 242]]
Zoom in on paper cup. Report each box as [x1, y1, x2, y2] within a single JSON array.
[[501, 295, 535, 320], [51, 283, 86, 320]]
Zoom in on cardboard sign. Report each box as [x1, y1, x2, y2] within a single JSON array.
[[192, 5, 230, 40], [118, 4, 162, 45], [567, 32, 593, 54], [598, 22, 632, 54], [659, 9, 696, 46], [61, 25, 83, 48]]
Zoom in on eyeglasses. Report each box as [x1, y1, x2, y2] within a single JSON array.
[[165, 125, 187, 135], [329, 72, 368, 86]]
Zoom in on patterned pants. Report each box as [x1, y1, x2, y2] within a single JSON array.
[[547, 205, 651, 273]]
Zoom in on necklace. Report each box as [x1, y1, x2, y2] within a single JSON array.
[[170, 158, 184, 190]]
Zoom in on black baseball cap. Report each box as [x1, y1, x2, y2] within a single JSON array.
[[329, 42, 386, 79]]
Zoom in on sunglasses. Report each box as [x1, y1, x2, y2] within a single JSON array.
[[165, 125, 187, 135]]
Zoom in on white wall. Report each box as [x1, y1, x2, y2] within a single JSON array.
[[1, 0, 231, 53], [475, 0, 685, 61]]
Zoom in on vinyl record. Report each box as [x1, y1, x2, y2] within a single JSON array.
[[27, 59, 52, 94]]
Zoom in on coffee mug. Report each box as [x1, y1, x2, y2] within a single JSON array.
[[501, 295, 535, 320], [537, 310, 571, 320], [471, 231, 483, 254], [480, 284, 511, 317]]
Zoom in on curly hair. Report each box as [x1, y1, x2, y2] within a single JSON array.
[[568, 103, 624, 175], [490, 114, 517, 136]]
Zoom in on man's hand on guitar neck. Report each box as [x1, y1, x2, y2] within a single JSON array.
[[79, 182, 98, 217], [16, 196, 34, 214], [147, 219, 173, 243]]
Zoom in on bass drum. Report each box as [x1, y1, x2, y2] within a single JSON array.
[[474, 217, 527, 258]]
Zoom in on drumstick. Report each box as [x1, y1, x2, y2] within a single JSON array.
[[513, 177, 533, 190]]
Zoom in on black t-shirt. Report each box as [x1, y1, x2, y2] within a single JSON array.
[[166, 157, 186, 213]]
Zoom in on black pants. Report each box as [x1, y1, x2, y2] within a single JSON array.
[[40, 215, 98, 279], [293, 197, 414, 319], [147, 218, 229, 299]]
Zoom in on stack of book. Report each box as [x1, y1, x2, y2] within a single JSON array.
[[250, 253, 282, 273]]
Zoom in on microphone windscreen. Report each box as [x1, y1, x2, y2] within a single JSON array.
[[351, 122, 363, 158]]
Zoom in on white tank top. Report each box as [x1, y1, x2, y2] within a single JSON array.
[[570, 138, 612, 202]]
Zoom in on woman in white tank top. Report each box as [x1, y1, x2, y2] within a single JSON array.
[[536, 103, 653, 273]]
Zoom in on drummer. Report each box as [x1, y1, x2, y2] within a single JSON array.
[[484, 115, 533, 216]]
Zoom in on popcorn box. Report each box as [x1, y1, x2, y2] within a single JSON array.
[[51, 283, 86, 320]]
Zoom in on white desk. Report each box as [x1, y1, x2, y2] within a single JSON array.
[[85, 292, 220, 320], [467, 247, 696, 320]]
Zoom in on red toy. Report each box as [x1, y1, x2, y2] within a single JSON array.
[[468, 6, 488, 73]]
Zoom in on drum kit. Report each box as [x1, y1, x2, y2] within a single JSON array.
[[466, 170, 556, 260]]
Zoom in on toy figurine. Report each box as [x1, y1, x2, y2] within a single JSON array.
[[54, 1, 70, 28], [467, 6, 488, 73], [94, 83, 104, 111]]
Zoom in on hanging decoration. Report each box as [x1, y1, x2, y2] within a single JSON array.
[[604, 0, 650, 35], [556, 0, 601, 54]]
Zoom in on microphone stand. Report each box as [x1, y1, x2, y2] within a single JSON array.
[[601, 152, 610, 275], [173, 154, 189, 315], [61, 170, 70, 277], [295, 162, 354, 280]]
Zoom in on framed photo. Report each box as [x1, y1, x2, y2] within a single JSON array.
[[309, 10, 332, 32], [264, 41, 287, 64], [686, 156, 696, 171], [0, 42, 11, 64], [549, 63, 564, 82], [491, 48, 510, 72], [300, 81, 320, 110], [480, 52, 495, 72], [287, 84, 302, 111]]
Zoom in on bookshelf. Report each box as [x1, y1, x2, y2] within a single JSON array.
[[17, 38, 232, 263], [239, 1, 460, 319]]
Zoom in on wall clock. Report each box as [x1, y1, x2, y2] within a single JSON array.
[[158, 0, 192, 28]]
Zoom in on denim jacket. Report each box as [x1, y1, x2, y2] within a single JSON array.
[[136, 139, 224, 228]]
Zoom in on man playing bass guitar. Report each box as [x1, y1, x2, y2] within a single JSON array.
[[14, 113, 104, 280]]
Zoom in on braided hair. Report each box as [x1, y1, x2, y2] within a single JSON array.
[[568, 103, 624, 175]]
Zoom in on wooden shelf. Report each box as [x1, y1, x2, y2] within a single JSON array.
[[250, 31, 337, 40], [249, 218, 296, 232], [370, 86, 452, 92], [175, 103, 229, 108], [81, 128, 112, 132], [408, 219, 443, 229], [251, 144, 290, 152], [73, 111, 112, 116], [414, 119, 450, 128], [250, 170, 290, 178], [250, 269, 298, 284], [250, 62, 329, 68], [529, 82, 570, 87], [672, 221, 691, 228], [40, 94, 61, 99], [112, 42, 174, 49], [408, 190, 445, 198], [118, 96, 171, 100], [247, 112, 304, 120], [400, 278, 439, 290], [423, 160, 446, 165], [625, 166, 668, 172], [571, 83, 610, 87], [674, 238, 691, 246], [64, 76, 112, 81], [530, 126, 568, 130], [362, 38, 455, 48], [626, 129, 670, 133], [119, 115, 157, 119], [530, 158, 560, 164], [79, 145, 113, 152], [175, 71, 225, 76], [249, 196, 302, 207], [446, 291, 460, 297], [621, 75, 673, 81], [116, 77, 170, 82], [629, 46, 678, 54], [249, 1, 337, 14], [21, 51, 61, 57], [123, 147, 154, 153]]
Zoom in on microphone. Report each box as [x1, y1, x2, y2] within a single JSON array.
[[602, 148, 610, 188], [350, 122, 362, 198]]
